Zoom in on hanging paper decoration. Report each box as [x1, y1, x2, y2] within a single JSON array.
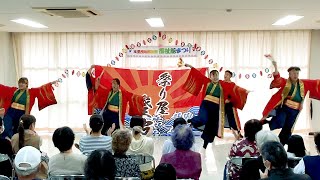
[[107, 64, 111, 67], [125, 45, 129, 49], [187, 43, 192, 48], [62, 74, 66, 78], [268, 74, 272, 78], [72, 70, 75, 75], [143, 40, 146, 45], [213, 63, 218, 68], [204, 55, 208, 59], [152, 35, 157, 40], [208, 59, 213, 64], [115, 57, 119, 61], [159, 32, 162, 38], [181, 42, 185, 47], [168, 38, 173, 43], [58, 78, 63, 83], [245, 74, 250, 79], [232, 72, 236, 77], [130, 44, 135, 49], [111, 60, 116, 65], [82, 72, 86, 77], [64, 69, 69, 76], [147, 38, 152, 43], [162, 34, 166, 40], [201, 51, 206, 56], [196, 47, 201, 51], [175, 40, 178, 46], [77, 71, 81, 77], [260, 71, 263, 76], [239, 74, 242, 79], [265, 68, 270, 73], [219, 67, 223, 72], [119, 53, 123, 57], [137, 42, 141, 47], [252, 73, 257, 78]]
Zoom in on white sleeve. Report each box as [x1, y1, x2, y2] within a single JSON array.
[[162, 140, 171, 155], [293, 159, 305, 174]]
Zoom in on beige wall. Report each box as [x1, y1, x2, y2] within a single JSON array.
[[0, 32, 16, 86], [309, 30, 320, 131]]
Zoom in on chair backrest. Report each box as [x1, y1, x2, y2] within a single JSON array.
[[115, 177, 141, 180], [126, 154, 155, 169], [229, 156, 258, 166], [0, 154, 10, 163], [48, 175, 85, 180], [287, 157, 302, 168], [0, 175, 10, 180], [0, 153, 15, 180]]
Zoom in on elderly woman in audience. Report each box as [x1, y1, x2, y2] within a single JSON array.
[[162, 117, 196, 155], [84, 149, 116, 180], [240, 130, 280, 180], [227, 119, 263, 180], [0, 117, 14, 177], [160, 125, 201, 180], [49, 126, 87, 176], [154, 163, 176, 180], [294, 133, 320, 180], [286, 135, 308, 158], [112, 129, 141, 178], [127, 116, 154, 179], [79, 115, 113, 155]]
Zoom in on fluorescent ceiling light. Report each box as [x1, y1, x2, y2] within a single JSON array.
[[130, 0, 152, 2], [272, 15, 304, 26], [145, 18, 164, 27], [11, 19, 48, 28]]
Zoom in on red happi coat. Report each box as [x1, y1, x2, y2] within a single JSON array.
[[0, 83, 57, 114], [183, 67, 248, 138], [262, 72, 320, 119], [87, 65, 144, 125]]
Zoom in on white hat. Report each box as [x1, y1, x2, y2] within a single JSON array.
[[14, 146, 41, 176]]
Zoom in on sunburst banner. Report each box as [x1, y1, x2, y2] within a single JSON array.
[[92, 66, 207, 118]]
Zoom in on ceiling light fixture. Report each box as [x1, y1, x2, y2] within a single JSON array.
[[272, 15, 304, 26], [11, 19, 48, 28], [130, 0, 152, 2], [145, 18, 164, 27]]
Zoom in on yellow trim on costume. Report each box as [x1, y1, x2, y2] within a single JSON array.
[[204, 95, 220, 104], [281, 80, 292, 107], [14, 90, 25, 102], [218, 84, 225, 138], [290, 82, 298, 100], [118, 90, 123, 129], [25, 90, 30, 114], [108, 105, 119, 112], [11, 102, 26, 111], [107, 91, 118, 103], [284, 99, 301, 110], [232, 107, 241, 130], [299, 80, 305, 100], [208, 83, 217, 95]]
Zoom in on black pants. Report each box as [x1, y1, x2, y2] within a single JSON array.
[[102, 109, 120, 135]]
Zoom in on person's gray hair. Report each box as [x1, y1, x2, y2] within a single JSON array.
[[171, 125, 194, 150], [256, 130, 280, 149], [15, 164, 39, 177]]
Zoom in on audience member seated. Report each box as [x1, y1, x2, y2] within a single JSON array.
[[259, 141, 311, 180], [84, 149, 116, 180], [0, 118, 14, 177], [227, 119, 262, 180], [11, 115, 41, 154], [286, 135, 307, 158], [14, 146, 41, 180], [162, 118, 196, 155], [11, 115, 48, 179], [127, 116, 154, 179], [79, 115, 113, 155], [240, 130, 280, 180], [112, 129, 141, 178], [49, 126, 87, 176], [154, 163, 176, 180], [160, 125, 201, 180], [294, 133, 320, 180]]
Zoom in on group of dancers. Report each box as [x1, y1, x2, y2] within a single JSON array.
[[1, 55, 320, 150]]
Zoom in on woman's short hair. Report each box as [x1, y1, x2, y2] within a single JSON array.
[[112, 129, 132, 154], [261, 141, 287, 169], [171, 124, 194, 150], [52, 126, 75, 152], [89, 115, 104, 133], [154, 163, 176, 180], [84, 149, 116, 180], [244, 119, 263, 142], [287, 135, 306, 157], [256, 130, 280, 149]]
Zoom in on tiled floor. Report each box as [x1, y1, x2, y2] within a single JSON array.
[[38, 131, 318, 180]]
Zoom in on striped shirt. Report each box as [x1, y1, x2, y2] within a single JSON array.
[[79, 135, 112, 155]]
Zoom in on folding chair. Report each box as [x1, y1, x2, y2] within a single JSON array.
[[127, 154, 155, 180], [48, 175, 85, 180], [0, 153, 14, 180]]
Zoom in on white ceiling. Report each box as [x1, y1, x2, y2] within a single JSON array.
[[1, 0, 320, 32]]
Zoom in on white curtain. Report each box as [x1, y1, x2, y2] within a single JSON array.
[[11, 30, 311, 131]]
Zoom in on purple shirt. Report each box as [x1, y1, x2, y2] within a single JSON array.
[[160, 149, 202, 180]]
